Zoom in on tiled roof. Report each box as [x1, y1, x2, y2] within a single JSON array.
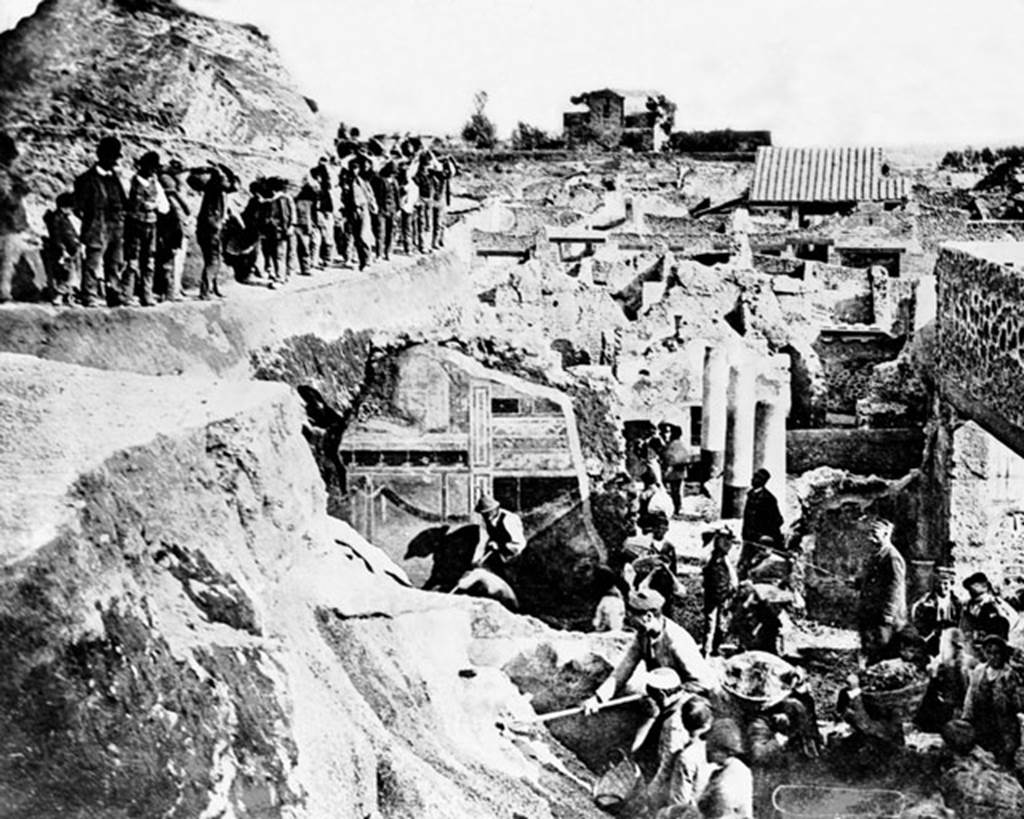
[[750, 147, 907, 204]]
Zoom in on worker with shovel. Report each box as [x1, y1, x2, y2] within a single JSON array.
[[582, 589, 719, 717]]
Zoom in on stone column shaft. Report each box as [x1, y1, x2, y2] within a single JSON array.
[[700, 346, 729, 516], [723, 354, 756, 519], [754, 398, 788, 509]]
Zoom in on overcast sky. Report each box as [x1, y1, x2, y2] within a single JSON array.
[[4, 0, 1024, 146]]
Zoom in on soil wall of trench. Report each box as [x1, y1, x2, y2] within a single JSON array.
[[0, 352, 613, 819], [0, 245, 474, 383]]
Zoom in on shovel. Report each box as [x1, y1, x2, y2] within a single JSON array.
[[512, 693, 644, 726]]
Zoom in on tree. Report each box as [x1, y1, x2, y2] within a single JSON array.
[[647, 94, 677, 136], [461, 90, 497, 149], [511, 122, 556, 151]]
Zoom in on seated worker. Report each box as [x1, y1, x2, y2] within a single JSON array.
[[731, 580, 797, 656], [834, 671, 904, 771], [647, 687, 715, 819], [962, 634, 1023, 767], [582, 589, 719, 717], [916, 627, 972, 733], [750, 667, 823, 762], [697, 718, 753, 819], [471, 494, 525, 583]]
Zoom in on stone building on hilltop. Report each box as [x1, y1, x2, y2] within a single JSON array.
[[563, 88, 672, 151]]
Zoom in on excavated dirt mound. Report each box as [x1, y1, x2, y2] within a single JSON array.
[[0, 353, 607, 818]]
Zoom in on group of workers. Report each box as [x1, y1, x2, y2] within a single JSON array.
[[570, 447, 1024, 817], [581, 583, 824, 818], [595, 459, 798, 659], [0, 127, 459, 307], [852, 532, 1024, 771]]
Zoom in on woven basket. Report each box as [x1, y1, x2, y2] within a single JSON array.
[[592, 748, 641, 814], [721, 650, 796, 709], [862, 679, 929, 721]]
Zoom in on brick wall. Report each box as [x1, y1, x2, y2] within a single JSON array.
[[936, 246, 1024, 437]]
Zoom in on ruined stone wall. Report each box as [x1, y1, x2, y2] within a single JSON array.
[[794, 467, 920, 625], [754, 254, 803, 277], [804, 261, 874, 325], [812, 333, 906, 416], [788, 428, 925, 478]]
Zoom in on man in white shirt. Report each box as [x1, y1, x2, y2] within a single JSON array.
[[472, 495, 526, 585], [583, 589, 719, 714]]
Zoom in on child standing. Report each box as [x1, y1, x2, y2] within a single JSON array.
[[44, 192, 82, 306]]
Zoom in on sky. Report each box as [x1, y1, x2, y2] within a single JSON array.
[[3, 0, 1024, 146]]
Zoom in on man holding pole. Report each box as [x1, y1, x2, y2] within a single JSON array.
[[582, 589, 718, 717]]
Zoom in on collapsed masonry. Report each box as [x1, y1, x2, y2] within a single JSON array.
[[460, 152, 962, 624]]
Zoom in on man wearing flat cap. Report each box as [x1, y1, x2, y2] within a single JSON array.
[[471, 494, 525, 583], [856, 518, 906, 664], [582, 588, 718, 716]]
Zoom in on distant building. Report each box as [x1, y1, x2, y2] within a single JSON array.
[[748, 146, 908, 225], [563, 88, 671, 152]]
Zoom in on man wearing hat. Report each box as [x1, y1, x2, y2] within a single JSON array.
[[962, 571, 1013, 648], [74, 136, 128, 306], [738, 467, 784, 580], [471, 494, 525, 582], [582, 588, 718, 717], [123, 150, 169, 307], [910, 567, 963, 656], [855, 518, 907, 664]]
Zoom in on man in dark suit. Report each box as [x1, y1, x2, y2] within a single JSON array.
[[73, 136, 127, 306], [738, 467, 784, 579], [856, 518, 907, 664]]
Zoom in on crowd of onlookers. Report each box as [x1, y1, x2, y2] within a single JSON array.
[[0, 127, 459, 306]]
